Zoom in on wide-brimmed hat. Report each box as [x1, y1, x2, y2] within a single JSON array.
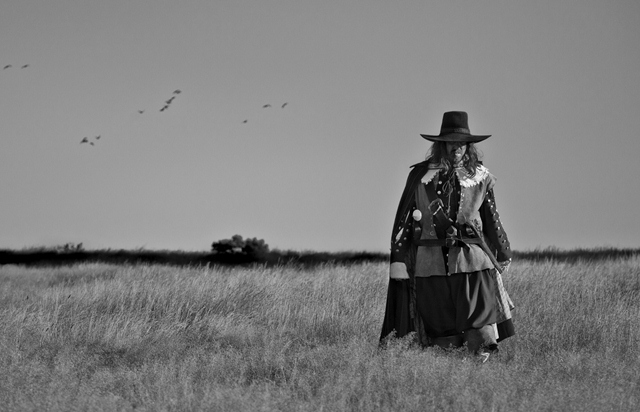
[[420, 111, 491, 143]]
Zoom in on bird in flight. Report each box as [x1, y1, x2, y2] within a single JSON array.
[[165, 96, 175, 105], [95, 135, 101, 140], [138, 110, 145, 114], [281, 102, 288, 109], [21, 64, 29, 69], [173, 89, 181, 94], [3, 65, 11, 70], [242, 119, 248, 124], [160, 105, 169, 112], [263, 104, 271, 108], [80, 137, 89, 144]]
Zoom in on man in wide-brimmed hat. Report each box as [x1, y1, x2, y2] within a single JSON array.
[[380, 111, 515, 362]]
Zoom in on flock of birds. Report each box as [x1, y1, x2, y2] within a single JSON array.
[[80, 89, 183, 146], [79, 92, 288, 146], [77, 93, 289, 146], [80, 135, 100, 146], [158, 89, 182, 112], [242, 102, 288, 124], [3, 63, 289, 147], [3, 64, 29, 69]]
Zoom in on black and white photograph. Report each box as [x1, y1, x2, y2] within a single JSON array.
[[1, 1, 639, 411]]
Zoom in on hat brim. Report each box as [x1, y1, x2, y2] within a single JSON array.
[[420, 133, 491, 143]]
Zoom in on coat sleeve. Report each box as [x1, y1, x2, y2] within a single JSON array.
[[480, 187, 513, 262]]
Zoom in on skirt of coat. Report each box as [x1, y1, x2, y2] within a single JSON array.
[[380, 269, 515, 345], [415, 270, 496, 338]]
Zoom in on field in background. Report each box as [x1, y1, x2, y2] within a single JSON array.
[[1, 254, 639, 411]]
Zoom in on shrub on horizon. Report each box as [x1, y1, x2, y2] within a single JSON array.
[[211, 235, 270, 261]]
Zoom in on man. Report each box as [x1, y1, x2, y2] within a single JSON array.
[[380, 111, 515, 361]]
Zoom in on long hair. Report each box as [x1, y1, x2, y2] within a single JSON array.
[[426, 141, 481, 176]]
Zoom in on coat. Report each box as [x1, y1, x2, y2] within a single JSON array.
[[380, 160, 515, 344]]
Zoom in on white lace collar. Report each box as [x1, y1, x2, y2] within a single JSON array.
[[421, 164, 489, 187], [456, 165, 489, 187]]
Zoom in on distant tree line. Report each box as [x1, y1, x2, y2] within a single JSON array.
[[0, 235, 388, 267], [1, 237, 639, 267]]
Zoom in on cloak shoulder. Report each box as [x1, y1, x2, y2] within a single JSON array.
[[391, 161, 432, 235]]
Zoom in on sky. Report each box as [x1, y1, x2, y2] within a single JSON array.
[[1, 0, 639, 253]]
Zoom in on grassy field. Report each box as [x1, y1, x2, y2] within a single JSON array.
[[1, 256, 639, 411]]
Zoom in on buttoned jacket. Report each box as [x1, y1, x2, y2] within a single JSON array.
[[390, 160, 512, 279]]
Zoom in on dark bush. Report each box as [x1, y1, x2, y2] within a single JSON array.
[[211, 235, 270, 260]]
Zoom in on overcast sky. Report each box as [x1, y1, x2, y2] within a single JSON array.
[[1, 0, 639, 252]]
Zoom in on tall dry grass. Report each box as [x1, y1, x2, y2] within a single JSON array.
[[0, 257, 639, 411]]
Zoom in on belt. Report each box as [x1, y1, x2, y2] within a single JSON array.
[[414, 237, 483, 248]]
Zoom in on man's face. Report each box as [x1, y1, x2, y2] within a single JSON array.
[[445, 142, 467, 164]]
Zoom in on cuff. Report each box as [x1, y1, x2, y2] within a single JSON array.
[[390, 262, 409, 279]]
